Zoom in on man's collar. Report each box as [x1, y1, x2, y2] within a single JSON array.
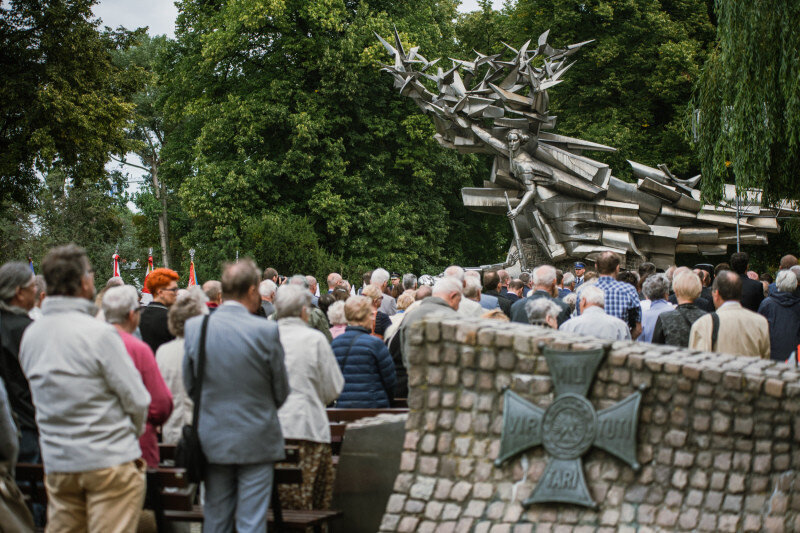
[[42, 296, 97, 317], [718, 300, 741, 310]]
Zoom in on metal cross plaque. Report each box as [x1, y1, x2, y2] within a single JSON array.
[[495, 346, 644, 508]]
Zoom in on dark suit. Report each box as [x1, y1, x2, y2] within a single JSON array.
[[740, 276, 765, 312], [184, 302, 290, 533], [510, 290, 571, 325], [483, 290, 512, 317]]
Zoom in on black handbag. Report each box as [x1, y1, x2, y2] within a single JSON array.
[[175, 315, 210, 484]]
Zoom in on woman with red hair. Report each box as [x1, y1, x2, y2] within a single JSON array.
[[140, 268, 180, 354]]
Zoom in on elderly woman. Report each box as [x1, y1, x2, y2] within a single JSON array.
[[758, 270, 800, 361], [639, 273, 673, 343], [327, 300, 348, 339], [361, 284, 391, 339], [652, 271, 707, 347], [331, 296, 397, 408], [275, 285, 344, 510], [525, 298, 561, 328], [155, 288, 209, 445], [102, 286, 173, 467]]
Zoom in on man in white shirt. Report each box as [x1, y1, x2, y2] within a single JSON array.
[[559, 285, 631, 341]]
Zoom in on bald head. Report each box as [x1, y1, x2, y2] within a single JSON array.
[[202, 280, 222, 304], [221, 259, 261, 312]]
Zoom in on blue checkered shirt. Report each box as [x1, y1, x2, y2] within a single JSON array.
[[577, 276, 642, 326]]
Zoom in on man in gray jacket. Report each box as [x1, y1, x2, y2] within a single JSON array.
[[183, 259, 290, 533], [19, 244, 150, 532]]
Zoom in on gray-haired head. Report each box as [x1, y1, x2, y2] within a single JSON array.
[[221, 259, 261, 300], [432, 276, 462, 296], [102, 285, 139, 325], [463, 277, 481, 299], [532, 265, 557, 288], [259, 279, 277, 298], [580, 285, 605, 308], [275, 284, 311, 319], [790, 265, 800, 283], [642, 273, 670, 301], [525, 298, 561, 326], [371, 268, 390, 286], [168, 289, 209, 337], [327, 300, 347, 325], [402, 273, 417, 290], [776, 269, 798, 293], [288, 274, 309, 289], [443, 265, 465, 282], [0, 262, 34, 303], [305, 275, 318, 292], [33, 274, 46, 298], [562, 272, 575, 288]]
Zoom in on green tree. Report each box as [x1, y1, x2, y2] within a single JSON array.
[[0, 0, 140, 206], [160, 0, 508, 281], [112, 34, 176, 268], [693, 0, 800, 203]]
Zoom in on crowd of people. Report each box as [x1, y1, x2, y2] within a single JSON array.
[[1, 242, 799, 532]]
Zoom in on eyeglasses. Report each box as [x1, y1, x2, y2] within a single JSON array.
[[161, 287, 179, 293]]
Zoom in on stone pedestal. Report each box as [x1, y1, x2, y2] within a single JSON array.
[[378, 318, 800, 532]]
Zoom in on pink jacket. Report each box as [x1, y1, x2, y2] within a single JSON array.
[[118, 330, 173, 467]]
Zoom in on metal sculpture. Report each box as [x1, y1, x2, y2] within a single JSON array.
[[377, 29, 798, 269], [495, 346, 644, 508]]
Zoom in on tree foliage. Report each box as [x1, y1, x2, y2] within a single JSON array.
[[693, 0, 800, 203], [159, 0, 509, 282], [0, 0, 140, 206]]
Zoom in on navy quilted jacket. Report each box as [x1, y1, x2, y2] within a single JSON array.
[[331, 326, 397, 408]]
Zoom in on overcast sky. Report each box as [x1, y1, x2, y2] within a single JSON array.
[[92, 0, 505, 39]]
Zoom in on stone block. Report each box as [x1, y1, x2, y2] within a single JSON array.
[[397, 516, 420, 533], [380, 513, 400, 531]]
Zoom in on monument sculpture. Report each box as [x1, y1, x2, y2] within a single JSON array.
[[377, 29, 798, 269]]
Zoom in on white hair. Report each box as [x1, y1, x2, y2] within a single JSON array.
[[327, 300, 347, 325], [305, 275, 317, 289], [463, 277, 481, 299], [102, 285, 139, 324], [371, 268, 390, 286], [562, 272, 575, 287], [580, 285, 605, 308], [274, 284, 311, 319], [532, 265, 557, 287], [525, 298, 561, 325], [776, 269, 798, 293], [464, 270, 481, 281], [259, 279, 277, 298], [432, 277, 462, 296], [443, 265, 465, 282], [642, 273, 670, 301]]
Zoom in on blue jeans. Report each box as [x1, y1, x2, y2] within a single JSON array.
[[204, 463, 274, 533]]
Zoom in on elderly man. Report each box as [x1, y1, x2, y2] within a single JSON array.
[[559, 272, 575, 298], [326, 272, 343, 293], [639, 274, 673, 343], [510, 265, 570, 325], [288, 275, 332, 342], [577, 252, 642, 339], [102, 286, 173, 468], [184, 259, 290, 533], [689, 271, 770, 357], [559, 285, 632, 340], [506, 279, 524, 304], [371, 268, 397, 316], [459, 277, 486, 317], [0, 262, 39, 463], [758, 270, 800, 361], [397, 277, 461, 367], [258, 279, 277, 317], [275, 285, 343, 510], [653, 270, 707, 347], [525, 298, 561, 329], [203, 280, 223, 311], [306, 275, 320, 306], [20, 245, 150, 532], [402, 273, 418, 291]]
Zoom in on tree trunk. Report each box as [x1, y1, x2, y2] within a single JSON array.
[[151, 163, 170, 269]]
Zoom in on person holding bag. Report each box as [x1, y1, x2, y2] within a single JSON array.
[[330, 296, 397, 408], [183, 260, 289, 533]]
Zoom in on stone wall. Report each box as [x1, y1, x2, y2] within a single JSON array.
[[378, 317, 800, 533]]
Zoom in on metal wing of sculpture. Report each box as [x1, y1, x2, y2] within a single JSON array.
[[377, 29, 799, 270]]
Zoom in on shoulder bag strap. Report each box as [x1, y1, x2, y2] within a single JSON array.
[[190, 315, 210, 430], [338, 332, 362, 375], [710, 312, 720, 351]]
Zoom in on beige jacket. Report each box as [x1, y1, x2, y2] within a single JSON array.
[[688, 301, 770, 358]]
